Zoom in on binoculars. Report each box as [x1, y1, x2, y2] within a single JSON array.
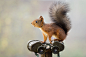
[[27, 40, 64, 54]]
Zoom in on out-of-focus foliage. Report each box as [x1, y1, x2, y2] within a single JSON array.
[[0, 0, 86, 57]]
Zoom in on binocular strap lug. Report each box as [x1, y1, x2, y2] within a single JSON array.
[[57, 52, 60, 57], [35, 52, 39, 57]]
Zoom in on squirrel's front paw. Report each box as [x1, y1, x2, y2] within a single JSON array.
[[50, 41, 52, 44], [40, 41, 46, 44]]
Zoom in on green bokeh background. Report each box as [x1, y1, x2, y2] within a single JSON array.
[[0, 0, 86, 57]]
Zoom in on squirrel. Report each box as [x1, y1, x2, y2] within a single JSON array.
[[31, 1, 71, 44]]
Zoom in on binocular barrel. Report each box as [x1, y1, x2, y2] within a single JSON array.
[[27, 40, 64, 54], [52, 41, 64, 54], [27, 40, 46, 54]]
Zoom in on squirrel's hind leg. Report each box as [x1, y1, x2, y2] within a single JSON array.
[[53, 29, 64, 42]]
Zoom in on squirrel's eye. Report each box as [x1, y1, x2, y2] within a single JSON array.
[[36, 21, 37, 23]]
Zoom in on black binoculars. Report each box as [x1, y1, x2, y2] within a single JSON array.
[[27, 40, 64, 54]]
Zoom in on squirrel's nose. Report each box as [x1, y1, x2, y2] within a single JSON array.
[[31, 23, 32, 24]]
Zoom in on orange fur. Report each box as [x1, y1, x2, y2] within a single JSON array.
[[31, 16, 66, 44]]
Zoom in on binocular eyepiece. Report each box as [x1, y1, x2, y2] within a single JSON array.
[[27, 40, 64, 54], [37, 46, 46, 54], [52, 46, 59, 54]]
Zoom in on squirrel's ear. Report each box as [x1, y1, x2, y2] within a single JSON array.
[[40, 16, 43, 21]]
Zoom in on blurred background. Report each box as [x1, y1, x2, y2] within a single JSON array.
[[0, 0, 86, 57]]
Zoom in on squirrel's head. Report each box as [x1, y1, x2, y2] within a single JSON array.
[[31, 16, 44, 28]]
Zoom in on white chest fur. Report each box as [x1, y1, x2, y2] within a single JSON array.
[[39, 28, 48, 36], [39, 28, 57, 39]]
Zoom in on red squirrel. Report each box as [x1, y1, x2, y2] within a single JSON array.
[[31, 1, 71, 44]]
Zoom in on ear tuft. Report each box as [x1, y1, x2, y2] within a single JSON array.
[[40, 16, 43, 21], [40, 16, 43, 18]]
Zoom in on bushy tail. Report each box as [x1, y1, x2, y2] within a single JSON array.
[[49, 1, 71, 34]]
